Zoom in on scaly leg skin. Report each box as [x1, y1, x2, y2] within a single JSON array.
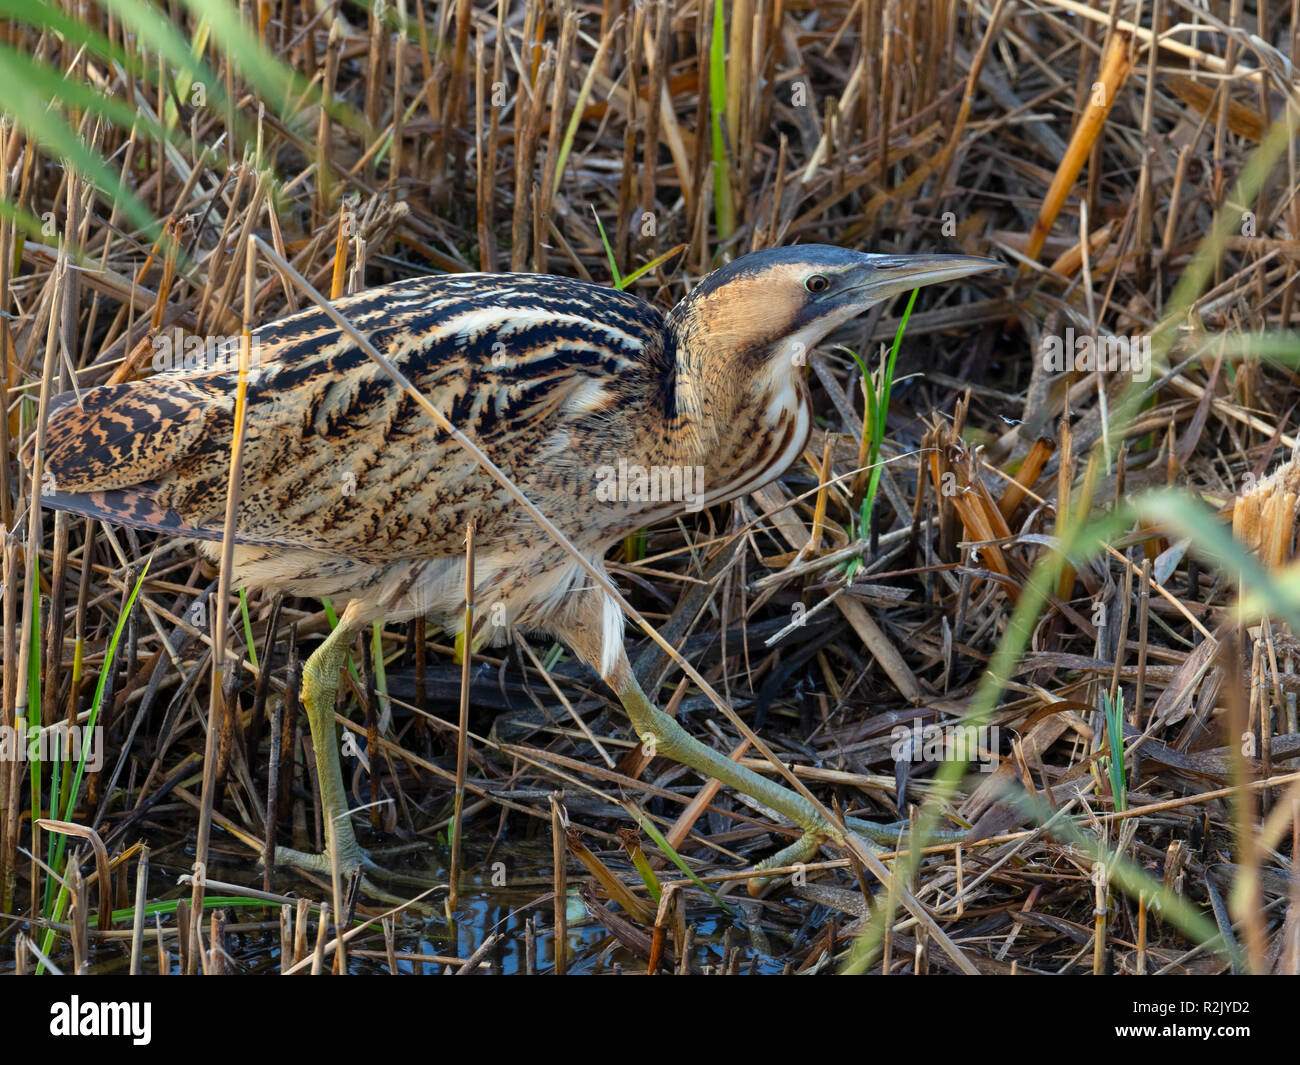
[[613, 668, 853, 886], [554, 589, 859, 889], [610, 658, 970, 889], [564, 592, 968, 893], [271, 617, 440, 904], [274, 616, 373, 880]]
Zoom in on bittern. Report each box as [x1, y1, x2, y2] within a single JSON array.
[[34, 245, 999, 881]]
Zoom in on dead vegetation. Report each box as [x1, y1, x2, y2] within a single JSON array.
[[1, 0, 1299, 974]]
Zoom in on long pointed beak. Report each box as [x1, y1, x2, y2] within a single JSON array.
[[839, 253, 1004, 304]]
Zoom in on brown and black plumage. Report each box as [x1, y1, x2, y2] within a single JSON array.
[[36, 245, 1001, 880]]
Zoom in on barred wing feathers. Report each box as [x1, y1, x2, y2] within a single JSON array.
[[38, 273, 668, 562]]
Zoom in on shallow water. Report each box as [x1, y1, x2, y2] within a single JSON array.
[[13, 831, 797, 975]]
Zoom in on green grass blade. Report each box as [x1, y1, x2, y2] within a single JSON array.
[[38, 563, 150, 968], [0, 0, 142, 74], [708, 0, 733, 242], [174, 0, 301, 123], [862, 287, 919, 528], [591, 207, 622, 287], [97, 0, 229, 115], [619, 243, 686, 289], [0, 52, 161, 241], [623, 802, 736, 917], [1102, 691, 1127, 813], [237, 588, 259, 671]]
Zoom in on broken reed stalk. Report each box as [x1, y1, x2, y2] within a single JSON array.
[[1024, 30, 1136, 267]]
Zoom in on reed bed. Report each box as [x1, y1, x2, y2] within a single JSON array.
[[1, 0, 1298, 975]]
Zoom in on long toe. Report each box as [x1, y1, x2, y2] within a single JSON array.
[[272, 844, 443, 894], [272, 844, 363, 880]]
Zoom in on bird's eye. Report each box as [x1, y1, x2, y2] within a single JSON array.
[[805, 274, 830, 293]]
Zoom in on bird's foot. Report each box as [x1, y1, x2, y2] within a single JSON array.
[[845, 816, 970, 848], [271, 842, 441, 896], [272, 842, 373, 880], [747, 816, 912, 895], [748, 817, 970, 893], [747, 817, 851, 895]]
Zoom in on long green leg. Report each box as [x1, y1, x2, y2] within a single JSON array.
[[276, 620, 365, 877], [615, 675, 970, 874], [614, 670, 847, 870]]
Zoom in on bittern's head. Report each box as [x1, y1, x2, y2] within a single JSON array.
[[668, 244, 1003, 379]]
